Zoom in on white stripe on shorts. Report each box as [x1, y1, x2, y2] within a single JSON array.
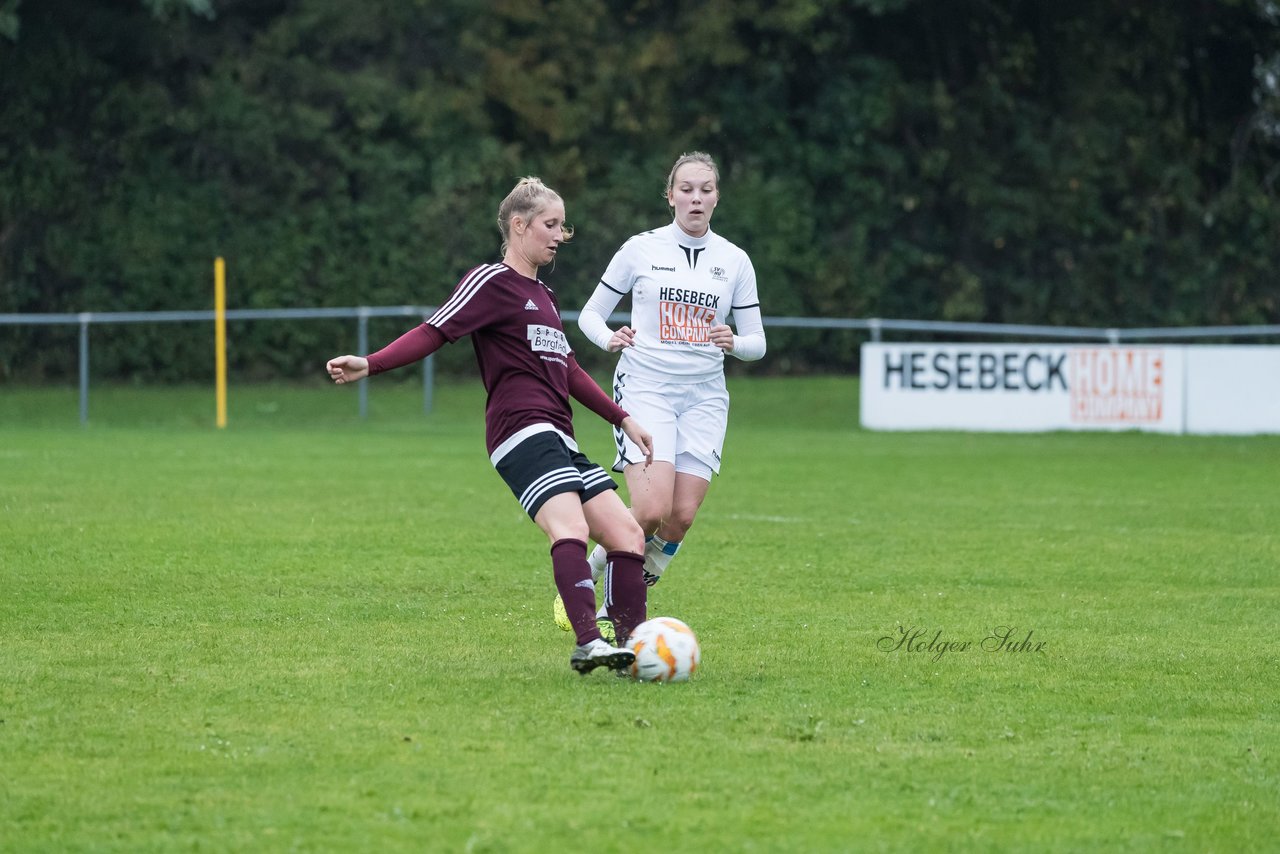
[[581, 468, 614, 490], [490, 422, 578, 466], [519, 466, 583, 513]]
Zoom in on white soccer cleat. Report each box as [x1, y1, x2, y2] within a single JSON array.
[[569, 638, 635, 675]]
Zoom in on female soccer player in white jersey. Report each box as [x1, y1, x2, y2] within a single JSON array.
[[575, 151, 767, 630], [325, 177, 654, 676]]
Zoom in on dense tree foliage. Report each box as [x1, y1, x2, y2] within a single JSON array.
[[2, 0, 1278, 380]]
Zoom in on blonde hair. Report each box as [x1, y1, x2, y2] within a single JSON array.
[[497, 176, 573, 255], [665, 151, 720, 199]]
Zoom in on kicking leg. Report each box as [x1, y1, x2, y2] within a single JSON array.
[[583, 487, 647, 644]]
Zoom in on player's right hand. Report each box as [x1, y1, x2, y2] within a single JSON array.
[[607, 326, 636, 352]]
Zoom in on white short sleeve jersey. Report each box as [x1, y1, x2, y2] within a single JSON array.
[[596, 222, 760, 383]]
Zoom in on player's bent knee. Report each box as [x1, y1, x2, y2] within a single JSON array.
[[544, 521, 590, 544], [600, 515, 645, 554], [533, 495, 591, 544], [667, 510, 697, 537], [632, 506, 670, 536]]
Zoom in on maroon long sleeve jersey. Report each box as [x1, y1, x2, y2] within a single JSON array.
[[366, 263, 628, 458]]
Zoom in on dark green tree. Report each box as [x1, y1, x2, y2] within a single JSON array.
[[2, 0, 1277, 381]]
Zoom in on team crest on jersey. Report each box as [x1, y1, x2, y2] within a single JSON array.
[[710, 266, 728, 282], [527, 324, 570, 356]]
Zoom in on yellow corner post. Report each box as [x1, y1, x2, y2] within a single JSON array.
[[215, 257, 227, 428]]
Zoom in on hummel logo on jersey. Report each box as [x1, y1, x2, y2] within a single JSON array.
[[524, 299, 539, 311], [651, 265, 676, 272]]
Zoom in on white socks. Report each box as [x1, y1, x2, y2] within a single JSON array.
[[590, 536, 682, 583], [587, 543, 608, 582], [643, 535, 680, 586]]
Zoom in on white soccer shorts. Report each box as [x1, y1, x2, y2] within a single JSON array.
[[610, 371, 728, 480]]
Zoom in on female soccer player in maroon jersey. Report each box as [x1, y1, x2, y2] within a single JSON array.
[[325, 177, 653, 675]]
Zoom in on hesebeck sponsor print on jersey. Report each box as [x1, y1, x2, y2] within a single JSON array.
[[658, 288, 719, 345]]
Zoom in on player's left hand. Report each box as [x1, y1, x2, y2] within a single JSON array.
[[620, 416, 654, 467], [708, 324, 735, 353]]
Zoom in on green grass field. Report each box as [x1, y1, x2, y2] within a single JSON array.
[[2, 376, 1278, 852]]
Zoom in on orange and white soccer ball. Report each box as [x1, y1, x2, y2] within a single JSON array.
[[626, 617, 700, 682]]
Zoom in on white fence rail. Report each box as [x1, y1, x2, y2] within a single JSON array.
[[2, 307, 1279, 424]]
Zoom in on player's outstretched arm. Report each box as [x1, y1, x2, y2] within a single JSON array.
[[327, 323, 447, 385], [327, 355, 369, 384]]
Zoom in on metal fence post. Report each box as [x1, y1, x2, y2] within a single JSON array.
[[78, 313, 90, 425], [423, 354, 434, 415], [420, 310, 435, 415], [357, 308, 369, 419]]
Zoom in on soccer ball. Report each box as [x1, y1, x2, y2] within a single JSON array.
[[626, 617, 700, 683]]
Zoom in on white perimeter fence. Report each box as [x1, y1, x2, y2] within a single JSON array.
[[2, 307, 1279, 424]]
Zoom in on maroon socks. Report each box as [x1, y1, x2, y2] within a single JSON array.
[[551, 539, 647, 646], [551, 538, 601, 646], [604, 550, 647, 644]]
